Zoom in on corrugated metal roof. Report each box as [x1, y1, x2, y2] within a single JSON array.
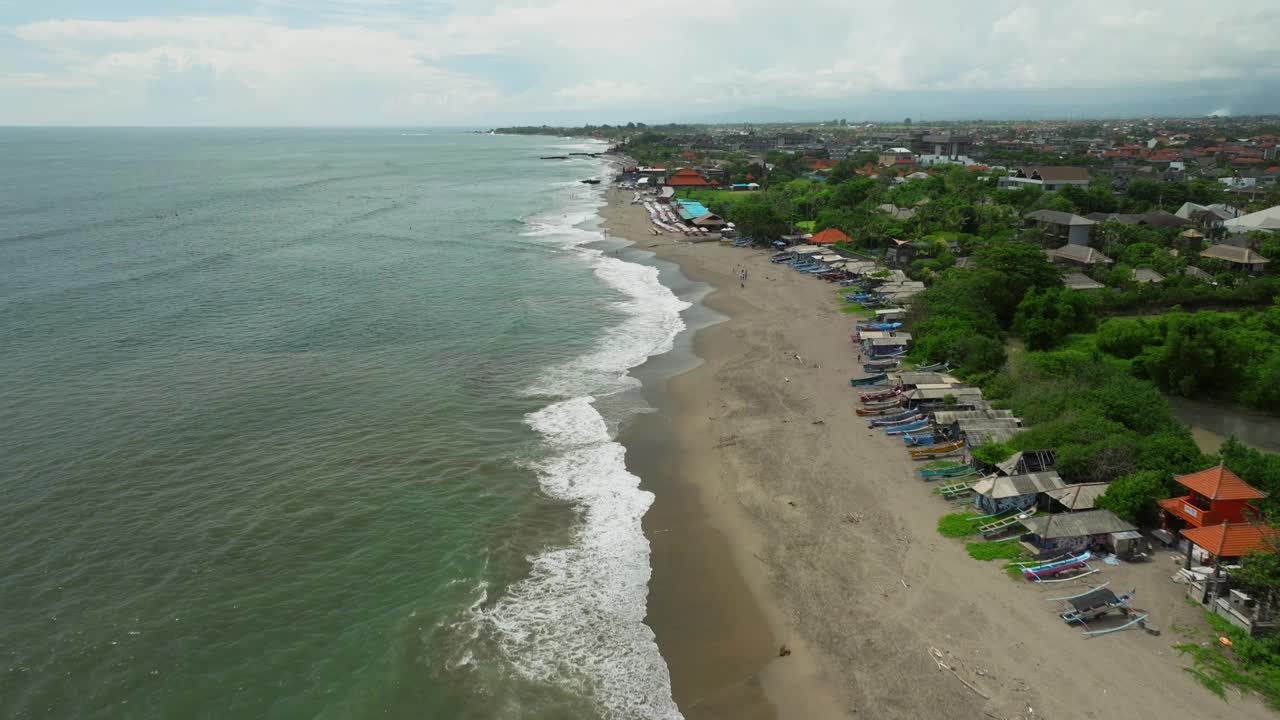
[[1022, 509, 1135, 539], [1044, 482, 1111, 510]]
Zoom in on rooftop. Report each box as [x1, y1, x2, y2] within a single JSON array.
[[1062, 271, 1106, 290], [1200, 244, 1270, 265], [1026, 209, 1095, 226], [1182, 522, 1279, 558], [809, 227, 850, 245], [1047, 244, 1113, 265], [1015, 166, 1091, 183], [1021, 509, 1136, 539], [972, 471, 1064, 500], [1175, 464, 1266, 501], [1043, 482, 1111, 511], [1132, 267, 1164, 284]]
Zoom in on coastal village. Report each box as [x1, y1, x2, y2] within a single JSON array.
[[505, 116, 1280, 716]]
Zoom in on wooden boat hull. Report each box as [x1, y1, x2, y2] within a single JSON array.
[[910, 441, 964, 456], [885, 420, 929, 435], [868, 412, 919, 425], [849, 373, 888, 387], [856, 406, 902, 416]]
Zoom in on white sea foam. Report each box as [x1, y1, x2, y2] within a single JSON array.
[[474, 154, 687, 718]]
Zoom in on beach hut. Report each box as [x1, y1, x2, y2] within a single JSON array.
[[900, 386, 985, 411], [1019, 509, 1137, 555], [890, 372, 959, 389], [971, 471, 1065, 515], [1043, 482, 1111, 513]]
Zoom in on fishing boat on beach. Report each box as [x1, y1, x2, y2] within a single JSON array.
[[909, 439, 965, 457], [849, 373, 888, 387], [885, 419, 930, 435], [918, 462, 973, 478], [868, 411, 921, 426]]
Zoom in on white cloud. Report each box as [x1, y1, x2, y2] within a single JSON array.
[[2, 0, 1279, 124]]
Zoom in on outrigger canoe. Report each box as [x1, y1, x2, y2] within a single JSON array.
[[909, 440, 965, 457], [1022, 552, 1092, 580], [856, 405, 904, 416], [849, 373, 888, 387], [885, 419, 929, 435], [919, 464, 973, 478], [860, 388, 902, 402], [868, 411, 919, 426]]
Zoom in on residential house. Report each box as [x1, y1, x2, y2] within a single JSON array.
[[998, 166, 1090, 192], [877, 203, 916, 220], [1184, 265, 1215, 282], [1025, 209, 1095, 245], [1223, 205, 1280, 234], [1132, 267, 1164, 284], [1019, 509, 1138, 555], [1159, 464, 1266, 533], [1084, 210, 1189, 228], [1199, 244, 1270, 273], [1062, 271, 1106, 290], [1046, 244, 1113, 268], [971, 471, 1065, 515], [1175, 202, 1243, 229], [878, 148, 914, 167]]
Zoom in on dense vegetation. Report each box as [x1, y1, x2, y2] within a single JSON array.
[[1091, 305, 1280, 412]]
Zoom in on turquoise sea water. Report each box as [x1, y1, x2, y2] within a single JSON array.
[[0, 129, 686, 719]]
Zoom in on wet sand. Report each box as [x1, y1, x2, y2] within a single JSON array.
[[603, 188, 1274, 719]]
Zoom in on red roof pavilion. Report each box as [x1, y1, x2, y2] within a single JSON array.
[[1159, 464, 1265, 529], [1182, 522, 1279, 559], [809, 228, 850, 245], [666, 168, 714, 187]]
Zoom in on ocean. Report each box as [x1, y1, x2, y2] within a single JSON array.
[[0, 128, 688, 719]]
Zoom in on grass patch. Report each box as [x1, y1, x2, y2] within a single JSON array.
[[1175, 610, 1280, 709], [840, 303, 866, 314], [1004, 562, 1029, 580], [965, 539, 1026, 561], [937, 512, 983, 538], [921, 460, 966, 470]]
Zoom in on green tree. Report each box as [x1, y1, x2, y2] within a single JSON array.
[[1096, 470, 1171, 524], [973, 243, 1063, 326], [731, 197, 788, 240]]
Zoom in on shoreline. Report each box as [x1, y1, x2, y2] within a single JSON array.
[[601, 186, 1276, 720]]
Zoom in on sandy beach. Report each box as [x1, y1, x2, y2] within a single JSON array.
[[602, 187, 1275, 720]]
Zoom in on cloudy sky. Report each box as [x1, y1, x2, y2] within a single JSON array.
[[2, 0, 1279, 125]]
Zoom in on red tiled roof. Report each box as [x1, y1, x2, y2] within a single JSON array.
[[809, 228, 850, 245], [1175, 464, 1265, 501], [807, 159, 838, 170], [667, 167, 714, 187], [1182, 523, 1279, 558]]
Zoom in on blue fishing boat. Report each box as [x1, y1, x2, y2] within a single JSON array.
[[903, 433, 939, 446], [885, 419, 929, 435]]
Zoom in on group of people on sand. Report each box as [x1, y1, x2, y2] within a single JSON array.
[[734, 265, 749, 288]]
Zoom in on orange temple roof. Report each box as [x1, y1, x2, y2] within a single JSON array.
[[1174, 465, 1265, 501], [1182, 523, 1279, 558]]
